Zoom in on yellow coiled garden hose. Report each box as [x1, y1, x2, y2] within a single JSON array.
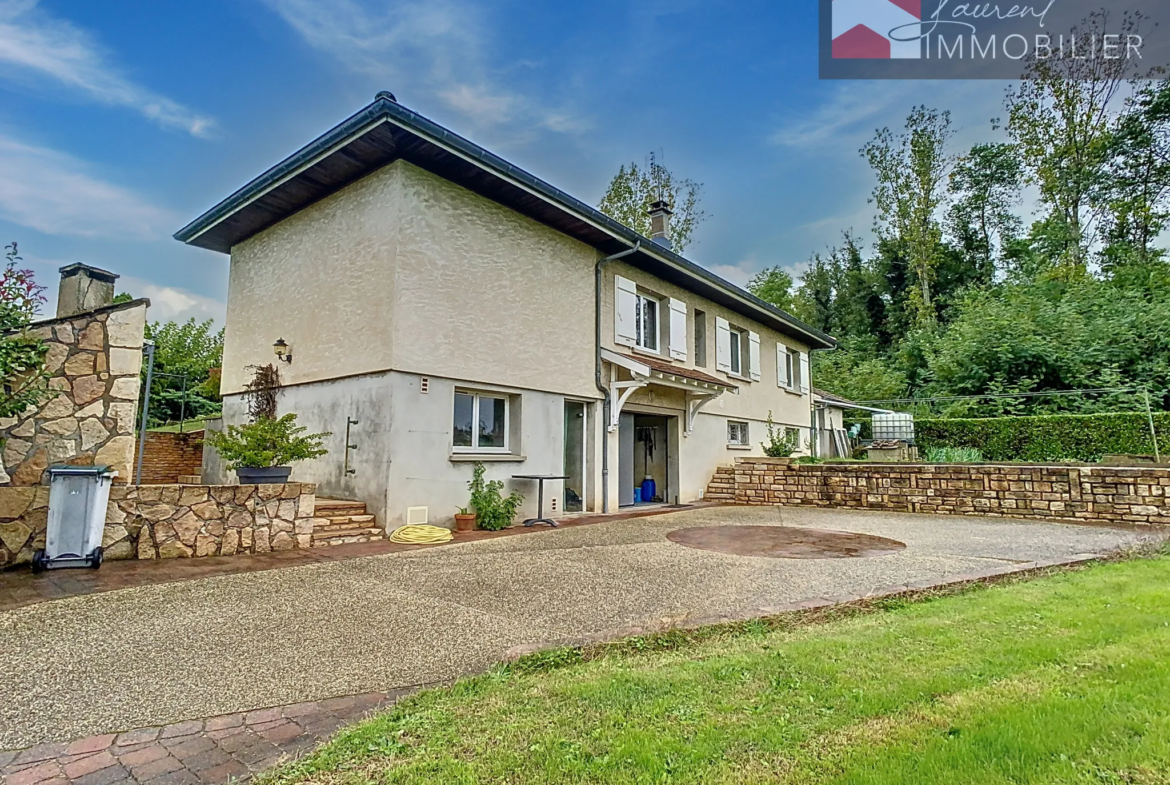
[[389, 525, 454, 544]]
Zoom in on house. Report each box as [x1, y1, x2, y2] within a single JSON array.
[[176, 92, 836, 530], [812, 388, 892, 458]]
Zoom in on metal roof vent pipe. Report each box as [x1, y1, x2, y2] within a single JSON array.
[[648, 200, 673, 250]]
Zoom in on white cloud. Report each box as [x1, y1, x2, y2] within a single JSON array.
[[703, 262, 754, 289], [260, 0, 586, 134], [0, 134, 176, 239], [771, 82, 921, 151], [0, 0, 215, 137], [439, 84, 516, 125], [123, 277, 226, 324]]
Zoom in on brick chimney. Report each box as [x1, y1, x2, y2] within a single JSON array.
[[648, 200, 673, 250], [57, 263, 119, 318]]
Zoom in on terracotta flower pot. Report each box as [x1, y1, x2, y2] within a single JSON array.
[[454, 513, 477, 532]]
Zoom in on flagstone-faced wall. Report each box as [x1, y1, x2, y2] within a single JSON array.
[[0, 482, 319, 568], [0, 299, 150, 485]]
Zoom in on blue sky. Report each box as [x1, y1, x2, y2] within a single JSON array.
[[0, 0, 1011, 323]]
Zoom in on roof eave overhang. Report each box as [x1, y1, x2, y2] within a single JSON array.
[[174, 96, 837, 351]]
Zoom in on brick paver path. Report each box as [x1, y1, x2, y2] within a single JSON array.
[[0, 691, 406, 785]]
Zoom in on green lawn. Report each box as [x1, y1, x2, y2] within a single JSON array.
[[265, 555, 1170, 785]]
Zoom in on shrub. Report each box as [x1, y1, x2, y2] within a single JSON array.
[[467, 462, 524, 531], [922, 446, 983, 463], [916, 412, 1170, 463], [205, 413, 330, 469], [761, 412, 801, 458]]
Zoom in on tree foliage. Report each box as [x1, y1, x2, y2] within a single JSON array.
[[747, 266, 794, 312], [0, 242, 51, 420], [204, 413, 329, 470], [797, 69, 1170, 421], [143, 317, 224, 427], [862, 106, 954, 327], [598, 152, 706, 253]]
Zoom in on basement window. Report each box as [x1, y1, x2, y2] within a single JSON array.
[[728, 420, 750, 446]]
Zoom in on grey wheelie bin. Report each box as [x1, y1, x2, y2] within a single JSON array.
[[32, 465, 116, 572]]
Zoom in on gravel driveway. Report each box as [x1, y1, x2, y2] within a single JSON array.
[[0, 505, 1152, 749]]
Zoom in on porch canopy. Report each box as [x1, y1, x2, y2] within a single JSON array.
[[601, 349, 736, 436]]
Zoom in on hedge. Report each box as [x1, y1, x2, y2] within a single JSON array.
[[915, 411, 1170, 463]]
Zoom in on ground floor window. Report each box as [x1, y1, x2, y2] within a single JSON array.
[[728, 420, 750, 446], [453, 392, 509, 451]]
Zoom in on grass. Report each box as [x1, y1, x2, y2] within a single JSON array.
[[262, 555, 1170, 785]]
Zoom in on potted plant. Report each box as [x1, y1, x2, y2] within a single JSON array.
[[204, 413, 330, 484], [467, 462, 524, 531], [454, 506, 477, 532]]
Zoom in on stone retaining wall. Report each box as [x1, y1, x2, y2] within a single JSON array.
[[0, 482, 319, 568], [706, 458, 1170, 526]]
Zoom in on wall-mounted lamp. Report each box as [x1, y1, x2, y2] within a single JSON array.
[[273, 338, 292, 364]]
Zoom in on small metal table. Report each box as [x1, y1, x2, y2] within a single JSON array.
[[511, 474, 568, 527]]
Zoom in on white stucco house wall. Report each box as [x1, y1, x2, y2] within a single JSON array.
[[176, 92, 836, 530]]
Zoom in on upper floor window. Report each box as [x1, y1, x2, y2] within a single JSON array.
[[716, 317, 760, 381], [635, 293, 659, 352]]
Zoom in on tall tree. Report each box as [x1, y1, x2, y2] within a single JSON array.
[[1004, 10, 1143, 274], [598, 152, 706, 253], [947, 143, 1023, 279], [1097, 78, 1170, 272], [862, 106, 954, 328], [747, 266, 794, 311]]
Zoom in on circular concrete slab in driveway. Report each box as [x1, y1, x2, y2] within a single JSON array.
[[666, 525, 907, 559]]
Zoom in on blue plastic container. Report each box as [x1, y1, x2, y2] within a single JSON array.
[[632, 487, 642, 504], [641, 478, 657, 503]]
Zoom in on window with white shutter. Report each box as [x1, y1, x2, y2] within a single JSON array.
[[799, 351, 811, 394], [748, 331, 761, 381], [776, 343, 790, 387], [668, 298, 687, 361], [614, 275, 637, 347], [715, 317, 731, 372]]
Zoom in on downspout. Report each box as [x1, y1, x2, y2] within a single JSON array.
[[596, 241, 641, 513]]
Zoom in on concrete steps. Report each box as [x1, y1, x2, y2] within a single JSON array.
[[312, 499, 384, 546]]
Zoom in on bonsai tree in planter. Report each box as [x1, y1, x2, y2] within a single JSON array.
[[205, 413, 330, 484], [467, 462, 524, 531]]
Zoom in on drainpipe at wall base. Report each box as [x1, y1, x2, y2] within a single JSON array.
[[595, 241, 641, 514]]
